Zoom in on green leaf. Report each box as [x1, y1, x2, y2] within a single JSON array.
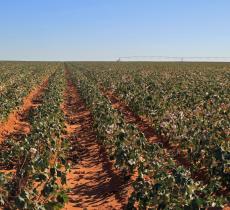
[[50, 168, 56, 177], [15, 196, 26, 209], [57, 192, 68, 204], [33, 173, 47, 182], [191, 198, 204, 209]]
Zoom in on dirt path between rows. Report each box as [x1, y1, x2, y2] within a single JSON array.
[[0, 77, 49, 144], [0, 77, 49, 171], [101, 89, 210, 182], [63, 73, 129, 210], [101, 89, 230, 208], [102, 90, 159, 144]]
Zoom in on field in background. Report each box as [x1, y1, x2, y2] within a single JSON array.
[[0, 61, 229, 209]]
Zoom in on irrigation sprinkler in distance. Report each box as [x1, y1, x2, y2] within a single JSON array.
[[116, 56, 230, 62]]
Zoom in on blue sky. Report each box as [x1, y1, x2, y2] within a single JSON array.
[[0, 0, 230, 61]]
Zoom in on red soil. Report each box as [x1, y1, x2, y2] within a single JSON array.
[[104, 90, 159, 144], [101, 89, 230, 207], [0, 77, 49, 173], [100, 89, 217, 183], [0, 78, 49, 144], [62, 74, 129, 209]]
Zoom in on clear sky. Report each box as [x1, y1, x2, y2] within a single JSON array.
[[0, 0, 230, 61]]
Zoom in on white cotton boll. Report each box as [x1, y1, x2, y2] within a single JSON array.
[[128, 159, 136, 166], [172, 124, 177, 130], [179, 111, 184, 119], [30, 148, 37, 154]]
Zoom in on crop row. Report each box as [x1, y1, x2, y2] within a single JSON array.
[[74, 62, 230, 191], [0, 67, 69, 209], [67, 63, 228, 209], [0, 63, 60, 122]]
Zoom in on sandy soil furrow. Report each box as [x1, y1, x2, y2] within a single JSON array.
[[100, 89, 211, 182], [100, 89, 230, 208], [0, 77, 49, 144], [63, 73, 128, 210], [0, 77, 49, 172]]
